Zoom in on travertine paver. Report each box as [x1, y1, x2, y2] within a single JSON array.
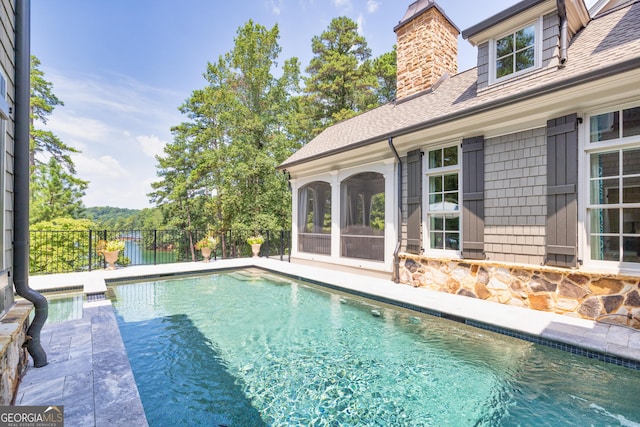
[[16, 301, 147, 427]]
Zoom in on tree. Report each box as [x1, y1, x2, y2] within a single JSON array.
[[30, 56, 88, 223], [29, 217, 95, 274], [30, 56, 79, 174], [371, 46, 397, 105], [303, 17, 377, 134], [30, 158, 88, 224], [151, 20, 300, 245]]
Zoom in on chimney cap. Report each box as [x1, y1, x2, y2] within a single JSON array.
[[394, 0, 460, 33]]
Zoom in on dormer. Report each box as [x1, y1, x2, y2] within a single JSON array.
[[462, 0, 590, 90]]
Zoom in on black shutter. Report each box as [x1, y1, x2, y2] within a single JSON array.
[[462, 136, 485, 259], [406, 149, 422, 254], [546, 113, 578, 267]]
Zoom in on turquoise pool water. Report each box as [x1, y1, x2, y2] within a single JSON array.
[[111, 271, 640, 426], [27, 293, 84, 324]]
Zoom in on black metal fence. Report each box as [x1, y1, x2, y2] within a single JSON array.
[[29, 229, 291, 275]]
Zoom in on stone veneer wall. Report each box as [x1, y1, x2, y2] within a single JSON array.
[[394, 6, 458, 100], [399, 254, 640, 329], [0, 301, 32, 404]]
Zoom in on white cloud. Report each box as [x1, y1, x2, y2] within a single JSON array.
[[334, 0, 352, 10], [356, 14, 365, 35], [268, 0, 282, 15], [45, 112, 112, 144], [137, 135, 167, 159], [74, 154, 129, 179], [39, 68, 185, 209], [367, 0, 379, 13]]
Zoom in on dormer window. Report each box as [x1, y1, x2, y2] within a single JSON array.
[[490, 18, 542, 84]]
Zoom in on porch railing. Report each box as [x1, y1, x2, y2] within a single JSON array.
[[29, 229, 291, 275]]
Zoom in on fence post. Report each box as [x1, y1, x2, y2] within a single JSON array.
[[154, 230, 158, 265], [280, 230, 284, 261], [265, 230, 270, 258], [88, 230, 93, 271]]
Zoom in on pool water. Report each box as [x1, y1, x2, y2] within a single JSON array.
[[27, 293, 84, 324], [111, 271, 640, 426]]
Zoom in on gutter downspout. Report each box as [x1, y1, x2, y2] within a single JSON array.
[[557, 0, 568, 67], [388, 137, 401, 283], [15, 0, 48, 368]]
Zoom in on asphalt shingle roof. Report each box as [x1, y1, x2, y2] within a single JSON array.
[[280, 1, 640, 169]]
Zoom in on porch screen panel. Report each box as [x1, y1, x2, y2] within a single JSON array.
[[462, 136, 485, 259], [341, 172, 385, 261], [546, 113, 578, 267], [298, 182, 331, 255], [406, 149, 422, 254]]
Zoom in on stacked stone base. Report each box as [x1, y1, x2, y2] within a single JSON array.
[[0, 300, 32, 404], [399, 254, 640, 329]]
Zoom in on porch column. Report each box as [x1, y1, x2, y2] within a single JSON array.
[[330, 171, 340, 259]]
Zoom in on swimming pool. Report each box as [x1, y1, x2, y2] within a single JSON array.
[[111, 270, 640, 426], [26, 291, 84, 324]]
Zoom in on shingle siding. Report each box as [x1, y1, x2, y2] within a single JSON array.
[[543, 12, 560, 68], [484, 127, 547, 264], [0, 0, 15, 305], [477, 42, 489, 90]]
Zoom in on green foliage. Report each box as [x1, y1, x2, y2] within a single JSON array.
[[151, 20, 299, 236], [30, 56, 88, 224], [195, 235, 218, 250], [247, 234, 264, 245], [303, 17, 376, 134], [29, 217, 95, 273], [30, 158, 88, 224], [30, 56, 79, 174]]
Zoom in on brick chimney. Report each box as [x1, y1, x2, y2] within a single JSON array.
[[394, 0, 459, 100]]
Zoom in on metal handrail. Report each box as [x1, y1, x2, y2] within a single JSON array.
[[29, 229, 291, 275]]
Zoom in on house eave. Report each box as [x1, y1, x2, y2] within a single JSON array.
[[279, 56, 640, 172]]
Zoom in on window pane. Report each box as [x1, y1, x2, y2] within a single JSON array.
[[515, 47, 535, 72], [445, 233, 460, 250], [590, 208, 619, 233], [496, 35, 513, 58], [430, 176, 442, 193], [496, 56, 513, 78], [623, 208, 640, 233], [590, 112, 620, 142], [443, 146, 458, 167], [444, 174, 458, 191], [590, 178, 618, 204], [623, 177, 640, 203], [623, 237, 640, 262], [431, 216, 444, 231], [623, 107, 640, 137], [445, 217, 459, 231], [516, 25, 535, 49], [444, 193, 459, 210], [429, 193, 443, 211], [429, 149, 442, 169], [431, 232, 444, 250], [590, 151, 619, 177], [623, 149, 640, 175], [591, 235, 619, 261]]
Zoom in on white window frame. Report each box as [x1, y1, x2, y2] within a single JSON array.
[[488, 17, 543, 86], [422, 143, 462, 258], [580, 101, 640, 274]]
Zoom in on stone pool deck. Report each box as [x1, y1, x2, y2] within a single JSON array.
[[14, 258, 640, 426]]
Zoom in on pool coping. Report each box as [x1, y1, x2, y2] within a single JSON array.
[[16, 258, 640, 425]]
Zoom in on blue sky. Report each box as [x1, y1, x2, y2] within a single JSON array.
[[32, 0, 597, 209]]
